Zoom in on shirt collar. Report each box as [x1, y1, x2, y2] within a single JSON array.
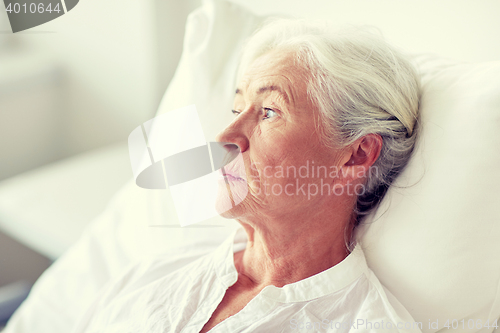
[[213, 226, 369, 303]]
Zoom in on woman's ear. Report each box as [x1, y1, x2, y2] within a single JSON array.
[[340, 134, 383, 183]]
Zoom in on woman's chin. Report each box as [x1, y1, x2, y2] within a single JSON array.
[[215, 180, 248, 218]]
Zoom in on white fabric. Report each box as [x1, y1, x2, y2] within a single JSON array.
[[0, 143, 131, 260], [72, 227, 421, 333]]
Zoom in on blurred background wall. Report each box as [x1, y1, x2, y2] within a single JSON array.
[[232, 0, 500, 63], [0, 0, 201, 181]]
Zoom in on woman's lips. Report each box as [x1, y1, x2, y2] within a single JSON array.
[[220, 159, 246, 182], [222, 173, 244, 182]]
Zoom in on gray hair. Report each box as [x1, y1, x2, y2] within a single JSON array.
[[237, 18, 420, 226]]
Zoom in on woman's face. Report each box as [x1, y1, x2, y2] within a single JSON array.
[[216, 49, 347, 221]]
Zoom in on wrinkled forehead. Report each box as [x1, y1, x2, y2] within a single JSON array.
[[236, 49, 311, 105]]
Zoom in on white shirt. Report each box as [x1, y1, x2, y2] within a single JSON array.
[[73, 227, 422, 333]]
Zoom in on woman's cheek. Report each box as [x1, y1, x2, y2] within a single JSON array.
[[247, 161, 263, 194]]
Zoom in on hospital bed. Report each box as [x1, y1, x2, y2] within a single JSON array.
[[1, 0, 499, 332]]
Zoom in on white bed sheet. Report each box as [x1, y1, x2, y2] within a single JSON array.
[[0, 143, 132, 260]]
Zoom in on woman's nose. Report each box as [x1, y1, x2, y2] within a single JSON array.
[[215, 117, 250, 153]]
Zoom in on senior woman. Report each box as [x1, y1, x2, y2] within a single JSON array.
[[73, 19, 420, 333]]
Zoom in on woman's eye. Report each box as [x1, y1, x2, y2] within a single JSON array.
[[263, 108, 278, 120], [232, 109, 241, 116]]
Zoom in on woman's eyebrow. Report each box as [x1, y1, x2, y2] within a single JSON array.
[[235, 85, 290, 104]]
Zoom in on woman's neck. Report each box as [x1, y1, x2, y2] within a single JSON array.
[[234, 201, 355, 289]]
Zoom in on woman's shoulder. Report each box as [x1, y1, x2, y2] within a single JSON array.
[[71, 247, 219, 333], [120, 247, 217, 293]]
